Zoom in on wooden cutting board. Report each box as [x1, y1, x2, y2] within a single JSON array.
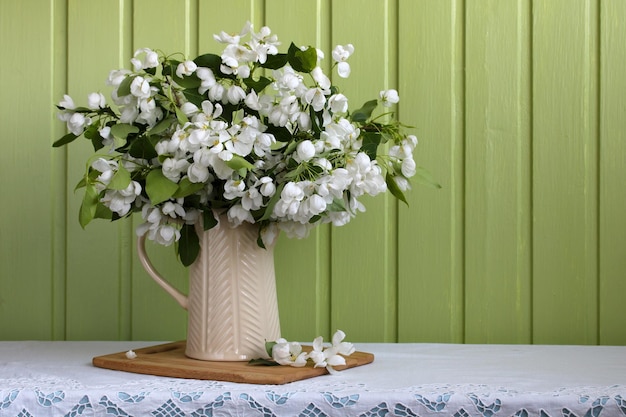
[[93, 341, 374, 385]]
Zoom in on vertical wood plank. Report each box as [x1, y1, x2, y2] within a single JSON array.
[[129, 0, 196, 341], [330, 0, 397, 342], [397, 0, 465, 343], [532, 0, 599, 344], [51, 0, 69, 341], [599, 0, 626, 345], [65, 0, 125, 340], [266, 0, 333, 342], [464, 0, 532, 343], [0, 0, 54, 340]]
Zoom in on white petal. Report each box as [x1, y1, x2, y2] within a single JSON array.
[[337, 62, 351, 78]]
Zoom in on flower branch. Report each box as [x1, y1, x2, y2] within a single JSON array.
[[53, 21, 438, 266]]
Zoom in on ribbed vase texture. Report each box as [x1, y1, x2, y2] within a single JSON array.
[[185, 219, 281, 361], [136, 216, 281, 362]]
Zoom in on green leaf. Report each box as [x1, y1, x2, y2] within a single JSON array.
[[202, 209, 218, 231], [116, 75, 135, 97], [173, 73, 201, 89], [351, 99, 379, 123], [265, 340, 277, 357], [386, 172, 408, 205], [145, 169, 179, 205], [83, 123, 99, 140], [248, 358, 280, 366], [361, 132, 382, 161], [413, 166, 442, 189], [328, 197, 347, 212], [108, 164, 131, 190], [182, 89, 204, 107], [245, 76, 272, 93], [194, 53, 222, 71], [148, 116, 175, 136], [175, 106, 189, 125], [265, 125, 293, 143], [52, 132, 78, 147], [93, 203, 113, 220], [178, 224, 200, 267], [78, 183, 100, 228], [287, 43, 317, 73], [260, 53, 288, 70], [128, 134, 160, 159], [225, 154, 255, 173], [256, 230, 266, 249], [173, 177, 205, 198], [110, 123, 140, 140]]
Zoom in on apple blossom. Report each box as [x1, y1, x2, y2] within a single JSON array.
[[332, 44, 354, 78], [53, 21, 426, 267]]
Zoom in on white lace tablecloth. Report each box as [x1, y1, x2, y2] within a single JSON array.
[[1, 342, 625, 416]]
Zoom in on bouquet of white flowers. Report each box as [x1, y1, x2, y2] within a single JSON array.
[[54, 22, 433, 266]]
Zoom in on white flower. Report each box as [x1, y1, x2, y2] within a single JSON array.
[[347, 153, 387, 197], [130, 76, 152, 99], [101, 181, 142, 216], [311, 66, 331, 90], [277, 220, 312, 239], [187, 163, 210, 183], [332, 44, 354, 78], [227, 204, 254, 226], [176, 60, 197, 78], [328, 94, 348, 114], [223, 178, 245, 200], [58, 94, 75, 110], [249, 26, 280, 64], [131, 48, 159, 71], [107, 69, 131, 88], [67, 112, 91, 136], [308, 330, 354, 374], [208, 83, 225, 102], [226, 85, 246, 104], [152, 224, 181, 246], [394, 175, 411, 192], [53, 22, 423, 264], [271, 339, 307, 367], [196, 67, 216, 94], [379, 89, 400, 107], [304, 87, 327, 112], [296, 140, 316, 162], [260, 222, 279, 247], [258, 177, 276, 197], [401, 157, 416, 178], [99, 126, 113, 147], [87, 92, 106, 109], [162, 158, 190, 183], [161, 200, 186, 219], [213, 21, 251, 44]]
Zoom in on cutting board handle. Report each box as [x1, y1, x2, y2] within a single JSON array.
[[137, 234, 189, 310]]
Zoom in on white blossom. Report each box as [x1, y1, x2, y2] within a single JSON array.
[[380, 89, 400, 107], [67, 112, 91, 136], [54, 22, 421, 260], [176, 60, 197, 78], [271, 339, 307, 367], [131, 48, 159, 71], [332, 44, 354, 78], [87, 92, 106, 109]]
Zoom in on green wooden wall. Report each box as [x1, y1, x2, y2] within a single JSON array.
[[1, 0, 625, 345]]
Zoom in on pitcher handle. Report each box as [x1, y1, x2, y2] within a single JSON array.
[[137, 234, 188, 310]]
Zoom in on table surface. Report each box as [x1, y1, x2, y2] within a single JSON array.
[[1, 341, 625, 416]]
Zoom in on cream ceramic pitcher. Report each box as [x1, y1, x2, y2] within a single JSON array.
[[136, 216, 281, 361]]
